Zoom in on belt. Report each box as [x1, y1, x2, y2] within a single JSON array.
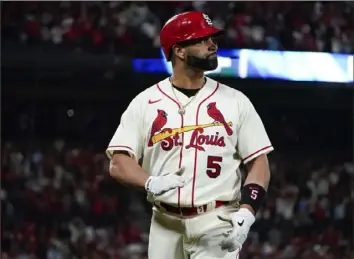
[[156, 200, 230, 217]]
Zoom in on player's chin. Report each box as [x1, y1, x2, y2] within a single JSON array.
[[206, 56, 218, 64]]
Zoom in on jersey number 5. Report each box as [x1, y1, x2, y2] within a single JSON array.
[[206, 156, 223, 178]]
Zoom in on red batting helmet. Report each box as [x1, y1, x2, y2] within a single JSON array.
[[160, 11, 224, 61]]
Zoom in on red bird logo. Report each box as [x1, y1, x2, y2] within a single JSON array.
[[148, 109, 168, 146], [207, 102, 233, 136]]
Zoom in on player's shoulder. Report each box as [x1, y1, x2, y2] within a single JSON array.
[[207, 77, 250, 103], [129, 77, 170, 106]]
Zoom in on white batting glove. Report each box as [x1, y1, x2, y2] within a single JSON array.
[[144, 166, 185, 196], [217, 208, 256, 252]]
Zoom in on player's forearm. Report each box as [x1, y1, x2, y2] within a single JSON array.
[[240, 154, 271, 215], [244, 154, 270, 190], [109, 153, 149, 189]]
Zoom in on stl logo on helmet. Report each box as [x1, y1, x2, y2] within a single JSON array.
[[202, 14, 213, 26], [148, 102, 233, 151]]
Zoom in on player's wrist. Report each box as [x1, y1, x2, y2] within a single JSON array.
[[144, 176, 154, 192], [240, 183, 267, 214], [239, 204, 255, 215], [233, 208, 256, 226]]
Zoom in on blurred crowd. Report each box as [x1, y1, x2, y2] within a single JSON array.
[[2, 1, 354, 54], [1, 140, 150, 259], [241, 157, 353, 259]]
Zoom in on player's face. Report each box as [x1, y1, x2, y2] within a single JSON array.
[[182, 36, 219, 71]]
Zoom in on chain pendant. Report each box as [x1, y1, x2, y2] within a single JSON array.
[[178, 107, 186, 115]]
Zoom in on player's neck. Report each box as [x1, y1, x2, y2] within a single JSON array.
[[171, 68, 205, 90]]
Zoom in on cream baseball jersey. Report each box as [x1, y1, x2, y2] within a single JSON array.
[[106, 77, 273, 207]]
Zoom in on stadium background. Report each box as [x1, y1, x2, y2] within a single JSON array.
[[1, 2, 353, 259]]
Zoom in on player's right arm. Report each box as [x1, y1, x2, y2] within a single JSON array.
[[106, 96, 148, 189], [106, 94, 185, 195], [109, 151, 149, 189]]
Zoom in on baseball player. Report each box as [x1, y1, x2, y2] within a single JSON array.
[[107, 11, 273, 259]]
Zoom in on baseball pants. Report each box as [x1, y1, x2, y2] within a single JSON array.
[[148, 204, 240, 259]]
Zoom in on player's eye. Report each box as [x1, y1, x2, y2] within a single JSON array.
[[199, 36, 218, 46]]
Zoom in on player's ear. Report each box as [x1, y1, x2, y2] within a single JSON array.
[[172, 45, 186, 61]]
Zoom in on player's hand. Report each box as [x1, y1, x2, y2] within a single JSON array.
[[144, 166, 185, 196], [217, 208, 255, 252]]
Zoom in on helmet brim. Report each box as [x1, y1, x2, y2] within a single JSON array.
[[190, 26, 224, 41]]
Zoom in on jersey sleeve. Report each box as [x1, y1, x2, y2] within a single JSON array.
[[106, 97, 144, 161], [236, 94, 274, 164]]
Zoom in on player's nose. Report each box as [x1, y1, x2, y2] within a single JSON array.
[[207, 38, 218, 51]]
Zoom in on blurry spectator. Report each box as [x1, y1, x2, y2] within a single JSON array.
[[2, 1, 353, 53]]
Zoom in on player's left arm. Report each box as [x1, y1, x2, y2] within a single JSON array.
[[218, 153, 272, 252], [217, 92, 273, 252], [236, 93, 274, 216]]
